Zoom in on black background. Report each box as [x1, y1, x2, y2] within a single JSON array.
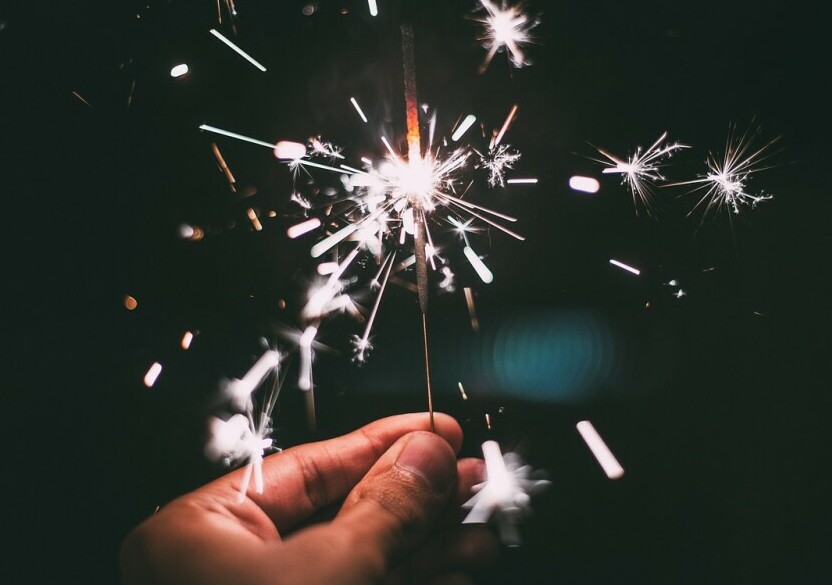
[[3, 1, 831, 583]]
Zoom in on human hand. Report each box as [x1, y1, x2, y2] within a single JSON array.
[[121, 413, 498, 585]]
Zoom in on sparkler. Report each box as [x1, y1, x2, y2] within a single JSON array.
[[462, 441, 550, 546], [592, 132, 689, 216], [673, 124, 778, 221], [474, 1, 539, 73]]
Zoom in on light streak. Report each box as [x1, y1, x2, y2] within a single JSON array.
[[350, 97, 368, 123], [199, 124, 275, 149], [287, 218, 321, 239], [246, 208, 263, 231], [452, 115, 477, 141], [143, 362, 162, 387], [464, 287, 480, 332], [224, 349, 281, 411], [71, 90, 91, 108], [493, 104, 518, 148], [506, 177, 537, 184], [211, 143, 237, 192], [367, 0, 378, 17], [352, 252, 396, 363], [298, 326, 317, 391], [458, 382, 468, 400], [317, 262, 338, 275], [609, 259, 640, 276], [464, 246, 494, 283], [181, 331, 194, 350], [170, 64, 189, 78], [209, 29, 267, 72], [576, 421, 624, 479], [569, 176, 599, 193]]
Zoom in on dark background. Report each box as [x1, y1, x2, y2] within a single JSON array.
[[3, 0, 830, 583]]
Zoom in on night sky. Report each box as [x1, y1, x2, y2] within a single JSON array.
[[3, 1, 831, 583]]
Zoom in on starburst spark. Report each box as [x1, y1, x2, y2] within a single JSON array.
[[475, 1, 539, 73], [476, 143, 521, 187], [463, 441, 550, 546], [593, 131, 689, 216], [676, 124, 778, 220]]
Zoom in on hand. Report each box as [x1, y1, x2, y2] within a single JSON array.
[[121, 413, 498, 585]]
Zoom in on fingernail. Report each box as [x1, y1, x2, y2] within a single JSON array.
[[395, 434, 455, 493]]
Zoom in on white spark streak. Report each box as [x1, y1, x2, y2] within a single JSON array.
[[209, 29, 267, 72], [143, 362, 162, 387], [199, 124, 275, 149], [367, 0, 378, 17], [463, 441, 550, 547], [317, 262, 338, 275], [452, 115, 477, 142], [493, 104, 518, 148], [569, 176, 599, 193], [609, 259, 640, 276], [298, 326, 317, 391], [576, 421, 624, 480], [274, 141, 307, 160], [224, 350, 281, 412], [350, 97, 368, 123], [464, 246, 494, 283], [170, 64, 189, 78], [181, 331, 194, 350], [458, 382, 468, 400], [287, 218, 322, 239], [506, 177, 537, 184]]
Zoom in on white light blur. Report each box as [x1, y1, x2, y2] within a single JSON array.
[[199, 124, 275, 149], [287, 217, 322, 239], [298, 326, 317, 391], [317, 262, 338, 275], [452, 115, 477, 142], [274, 141, 307, 160], [350, 97, 368, 123], [170, 64, 189, 78], [246, 208, 263, 231], [506, 178, 538, 184], [458, 382, 468, 400], [576, 421, 624, 479], [181, 331, 194, 350], [609, 259, 640, 276], [464, 246, 494, 283], [209, 29, 267, 72], [143, 362, 162, 387], [569, 176, 600, 193], [367, 0, 378, 17]]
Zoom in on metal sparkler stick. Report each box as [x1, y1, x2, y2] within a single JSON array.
[[400, 23, 435, 432]]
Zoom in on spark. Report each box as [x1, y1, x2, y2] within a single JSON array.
[[593, 132, 689, 216], [123, 295, 138, 310], [275, 141, 307, 160], [317, 262, 338, 276], [287, 218, 322, 239], [675, 125, 778, 220], [223, 349, 281, 411], [506, 177, 536, 184], [438, 266, 456, 292], [352, 252, 396, 363], [464, 287, 480, 332], [576, 421, 624, 479], [452, 115, 477, 142], [246, 208, 263, 231], [462, 441, 550, 546], [298, 326, 317, 391], [143, 362, 162, 387], [492, 104, 518, 148], [209, 29, 267, 72], [367, 0, 378, 17], [458, 382, 469, 400], [211, 143, 237, 192], [181, 331, 194, 350], [568, 176, 599, 193], [170, 63, 189, 78], [477, 144, 521, 187], [609, 259, 640, 276], [464, 246, 494, 283], [350, 97, 369, 123], [71, 90, 92, 108], [475, 1, 538, 73]]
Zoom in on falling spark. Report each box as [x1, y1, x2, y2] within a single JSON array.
[[464, 287, 480, 332], [367, 0, 378, 17], [71, 90, 92, 108], [317, 262, 338, 275], [211, 143, 237, 192], [463, 441, 550, 546], [123, 295, 138, 310], [569, 176, 599, 193], [485, 413, 492, 430], [298, 326, 317, 391], [506, 177, 536, 184], [492, 104, 518, 148], [609, 259, 640, 276], [246, 208, 263, 231], [170, 63, 189, 78], [143, 362, 162, 387], [576, 421, 624, 479], [674, 125, 778, 220], [209, 29, 267, 72], [475, 1, 538, 73], [458, 382, 468, 400], [287, 218, 322, 239], [350, 97, 368, 123], [593, 132, 689, 216], [452, 115, 477, 142], [352, 252, 396, 363], [181, 331, 194, 350], [464, 246, 494, 283], [224, 349, 281, 411]]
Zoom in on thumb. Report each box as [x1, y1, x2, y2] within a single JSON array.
[[279, 431, 457, 584]]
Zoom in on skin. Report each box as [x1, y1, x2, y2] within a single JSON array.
[[121, 412, 499, 585]]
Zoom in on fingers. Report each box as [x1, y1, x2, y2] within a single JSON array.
[[274, 431, 458, 584], [199, 412, 462, 533]]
